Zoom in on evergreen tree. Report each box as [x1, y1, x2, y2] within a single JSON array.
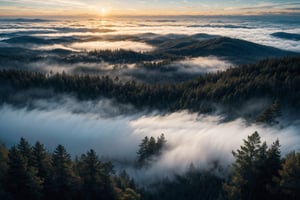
[[5, 146, 43, 200], [32, 141, 52, 198], [156, 133, 167, 154], [77, 149, 115, 200], [256, 100, 281, 125], [51, 144, 76, 200], [137, 136, 149, 164], [17, 137, 34, 166], [0, 143, 8, 199], [224, 131, 281, 200], [277, 151, 300, 200]]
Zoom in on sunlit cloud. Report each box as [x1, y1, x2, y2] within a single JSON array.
[[1, 0, 300, 16], [69, 41, 154, 52]]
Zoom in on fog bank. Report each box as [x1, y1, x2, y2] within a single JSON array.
[[0, 99, 299, 184]]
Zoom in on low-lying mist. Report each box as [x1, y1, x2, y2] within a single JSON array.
[[168, 56, 233, 74], [0, 97, 299, 185]]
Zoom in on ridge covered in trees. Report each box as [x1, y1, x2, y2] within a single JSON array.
[[1, 132, 300, 200], [0, 56, 299, 120]]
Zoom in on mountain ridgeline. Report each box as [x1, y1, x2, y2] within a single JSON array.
[[0, 33, 297, 67], [0, 56, 299, 120]]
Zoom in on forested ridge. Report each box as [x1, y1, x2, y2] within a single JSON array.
[[0, 56, 299, 117], [1, 132, 300, 200]]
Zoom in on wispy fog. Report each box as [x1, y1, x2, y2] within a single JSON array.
[[33, 44, 78, 51], [69, 41, 154, 52], [168, 57, 233, 74], [0, 98, 299, 184]]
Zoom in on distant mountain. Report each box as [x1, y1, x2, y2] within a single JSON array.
[[3, 36, 52, 45], [153, 36, 298, 63], [271, 32, 300, 41], [1, 33, 299, 66], [0, 18, 51, 22], [2, 36, 78, 45]]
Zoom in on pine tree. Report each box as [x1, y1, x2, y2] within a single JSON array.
[[17, 137, 33, 166], [5, 146, 43, 200], [137, 136, 149, 164], [224, 131, 281, 200], [77, 149, 107, 200], [51, 144, 76, 200], [278, 151, 300, 200], [32, 141, 52, 198], [156, 133, 167, 154]]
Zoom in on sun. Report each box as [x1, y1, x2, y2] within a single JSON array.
[[100, 7, 107, 16]]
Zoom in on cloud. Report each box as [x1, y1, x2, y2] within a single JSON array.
[[0, 99, 299, 184], [168, 57, 233, 74], [2, 16, 300, 52], [69, 41, 154, 52]]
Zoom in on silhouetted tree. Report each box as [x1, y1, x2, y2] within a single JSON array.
[[51, 144, 76, 200], [224, 131, 281, 200], [32, 141, 52, 198], [5, 146, 43, 200]]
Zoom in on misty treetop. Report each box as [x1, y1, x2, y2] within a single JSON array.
[[0, 56, 299, 122], [1, 132, 300, 200], [137, 134, 167, 166]]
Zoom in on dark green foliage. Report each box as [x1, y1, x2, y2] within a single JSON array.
[[5, 145, 43, 200], [0, 143, 8, 199], [143, 168, 226, 200], [137, 134, 166, 165], [224, 132, 281, 200], [76, 149, 116, 200], [0, 134, 299, 200], [114, 170, 136, 191], [0, 139, 140, 200], [86, 49, 154, 63], [32, 142, 52, 198], [277, 152, 300, 200], [51, 144, 77, 200], [0, 56, 299, 117], [256, 100, 281, 125], [119, 188, 141, 200], [0, 143, 8, 180]]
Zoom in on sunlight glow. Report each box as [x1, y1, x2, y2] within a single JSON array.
[[100, 7, 108, 16]]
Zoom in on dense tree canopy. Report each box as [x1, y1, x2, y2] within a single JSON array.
[[0, 56, 299, 121], [0, 132, 299, 200], [0, 138, 140, 200]]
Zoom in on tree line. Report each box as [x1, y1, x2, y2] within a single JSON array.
[[0, 56, 299, 120], [143, 132, 300, 200], [0, 138, 140, 200], [1, 132, 300, 200]]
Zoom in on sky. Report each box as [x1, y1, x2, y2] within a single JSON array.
[[0, 0, 300, 16]]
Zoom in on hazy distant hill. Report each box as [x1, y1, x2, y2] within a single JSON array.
[[153, 36, 297, 63], [1, 34, 298, 66], [0, 18, 51, 22], [271, 32, 300, 41]]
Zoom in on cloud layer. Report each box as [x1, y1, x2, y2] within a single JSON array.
[[0, 98, 299, 184]]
